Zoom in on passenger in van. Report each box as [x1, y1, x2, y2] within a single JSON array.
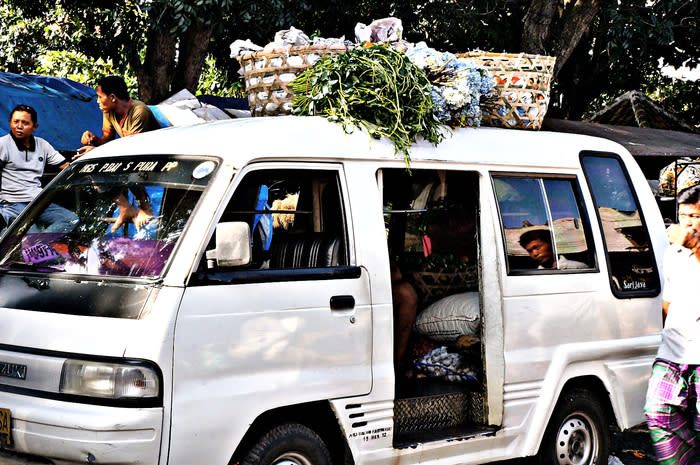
[[391, 259, 419, 376], [644, 185, 700, 465], [519, 228, 587, 270]]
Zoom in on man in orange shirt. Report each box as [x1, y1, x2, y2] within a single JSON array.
[[77, 76, 160, 233], [77, 75, 159, 155]]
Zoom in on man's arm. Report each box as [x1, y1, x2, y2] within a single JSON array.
[[667, 223, 700, 250], [75, 131, 110, 157], [667, 223, 700, 261], [81, 129, 114, 147], [76, 129, 115, 157], [77, 112, 116, 156], [44, 142, 70, 170], [662, 300, 669, 326]]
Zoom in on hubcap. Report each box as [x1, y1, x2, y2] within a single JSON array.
[[554, 412, 599, 465], [272, 452, 313, 465]]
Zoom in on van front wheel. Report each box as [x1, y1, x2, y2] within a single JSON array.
[[241, 423, 333, 465], [538, 388, 609, 465]]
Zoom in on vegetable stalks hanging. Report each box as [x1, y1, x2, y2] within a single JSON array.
[[291, 44, 444, 168]]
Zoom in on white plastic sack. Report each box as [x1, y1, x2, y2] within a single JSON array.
[[354, 17, 403, 43], [414, 292, 480, 341]]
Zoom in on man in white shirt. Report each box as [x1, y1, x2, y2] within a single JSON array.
[[0, 104, 75, 231], [644, 185, 700, 465]]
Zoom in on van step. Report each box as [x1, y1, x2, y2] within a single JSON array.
[[394, 424, 498, 449], [394, 390, 486, 435]]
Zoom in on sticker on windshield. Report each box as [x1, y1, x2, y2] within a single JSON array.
[[192, 161, 216, 179], [22, 242, 60, 264]]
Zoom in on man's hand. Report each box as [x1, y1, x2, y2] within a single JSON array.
[[73, 145, 96, 160], [81, 131, 96, 145], [667, 223, 700, 251]]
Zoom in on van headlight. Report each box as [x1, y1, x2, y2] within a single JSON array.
[[60, 359, 159, 399]]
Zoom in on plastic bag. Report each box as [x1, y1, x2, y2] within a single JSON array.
[[414, 346, 477, 383], [354, 17, 403, 43]]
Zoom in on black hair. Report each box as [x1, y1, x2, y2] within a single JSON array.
[[519, 228, 551, 249], [10, 104, 38, 124], [677, 185, 700, 205], [97, 75, 130, 100]]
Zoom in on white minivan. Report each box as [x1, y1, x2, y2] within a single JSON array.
[[0, 116, 665, 465]]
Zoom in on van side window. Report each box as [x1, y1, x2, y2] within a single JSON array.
[[205, 168, 348, 271], [493, 175, 595, 273], [581, 153, 660, 297]]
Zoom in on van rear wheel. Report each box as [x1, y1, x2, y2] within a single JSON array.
[[538, 388, 609, 465], [241, 423, 333, 465]]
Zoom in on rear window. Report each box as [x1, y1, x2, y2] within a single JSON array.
[[581, 152, 660, 297]]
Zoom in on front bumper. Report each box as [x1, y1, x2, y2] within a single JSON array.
[[0, 390, 162, 465]]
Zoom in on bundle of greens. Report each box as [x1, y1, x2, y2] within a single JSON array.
[[290, 44, 444, 167]]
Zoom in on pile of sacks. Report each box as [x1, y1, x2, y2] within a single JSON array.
[[229, 18, 403, 57]]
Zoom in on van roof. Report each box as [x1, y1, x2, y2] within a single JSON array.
[[85, 115, 631, 169]]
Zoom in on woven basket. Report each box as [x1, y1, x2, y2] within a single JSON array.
[[411, 268, 478, 304], [237, 45, 351, 117], [458, 52, 556, 130]]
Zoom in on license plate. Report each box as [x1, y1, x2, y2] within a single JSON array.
[[0, 407, 12, 448]]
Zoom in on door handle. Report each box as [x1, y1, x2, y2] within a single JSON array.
[[330, 295, 355, 310]]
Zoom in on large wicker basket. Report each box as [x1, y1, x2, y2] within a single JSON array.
[[458, 52, 556, 130], [237, 45, 351, 117], [411, 268, 478, 305]]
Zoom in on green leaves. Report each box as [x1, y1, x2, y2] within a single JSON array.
[[197, 55, 246, 97], [291, 44, 444, 167]]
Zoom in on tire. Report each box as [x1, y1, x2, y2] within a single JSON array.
[[240, 423, 333, 465], [537, 388, 610, 465]]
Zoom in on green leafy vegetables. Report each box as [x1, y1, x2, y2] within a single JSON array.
[[291, 44, 444, 167]]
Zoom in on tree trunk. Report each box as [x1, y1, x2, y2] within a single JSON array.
[[550, 0, 600, 78], [521, 0, 557, 55], [522, 0, 600, 80], [554, 21, 611, 120], [132, 28, 177, 104], [172, 18, 213, 96]]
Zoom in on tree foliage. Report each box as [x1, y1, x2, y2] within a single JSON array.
[[553, 0, 698, 121], [0, 0, 697, 125]]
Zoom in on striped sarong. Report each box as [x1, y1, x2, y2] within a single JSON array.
[[644, 359, 700, 465]]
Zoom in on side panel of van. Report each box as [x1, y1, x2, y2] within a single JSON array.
[[491, 157, 663, 457], [168, 162, 373, 465]]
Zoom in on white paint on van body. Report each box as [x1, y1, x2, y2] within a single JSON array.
[[0, 116, 666, 465]]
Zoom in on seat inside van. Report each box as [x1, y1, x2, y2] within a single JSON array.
[[204, 168, 348, 271]]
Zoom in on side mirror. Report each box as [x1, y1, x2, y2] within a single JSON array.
[[205, 222, 251, 268]]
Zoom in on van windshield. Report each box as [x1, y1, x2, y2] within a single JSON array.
[[0, 156, 217, 279]]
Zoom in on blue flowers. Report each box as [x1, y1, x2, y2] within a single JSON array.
[[407, 45, 496, 128]]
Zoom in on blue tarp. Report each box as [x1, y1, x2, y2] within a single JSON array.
[[196, 94, 249, 111], [0, 72, 103, 153]]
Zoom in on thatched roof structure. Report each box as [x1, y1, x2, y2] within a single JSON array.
[[585, 90, 696, 133]]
